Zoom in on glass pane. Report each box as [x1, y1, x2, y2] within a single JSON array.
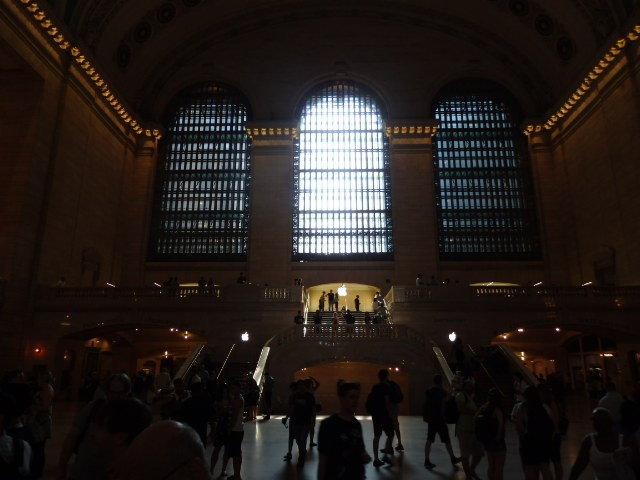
[[149, 84, 251, 260], [433, 93, 540, 260], [292, 81, 393, 261]]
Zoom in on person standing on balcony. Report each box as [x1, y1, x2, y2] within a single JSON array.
[[318, 291, 326, 312], [327, 290, 335, 312], [354, 295, 360, 312]]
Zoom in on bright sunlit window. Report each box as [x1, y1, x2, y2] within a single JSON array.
[[292, 81, 393, 261]]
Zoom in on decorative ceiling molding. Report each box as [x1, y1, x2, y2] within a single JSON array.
[[524, 25, 640, 136], [13, 0, 162, 140], [135, 3, 553, 116]]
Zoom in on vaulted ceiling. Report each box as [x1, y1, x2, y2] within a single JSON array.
[[49, 0, 637, 119]]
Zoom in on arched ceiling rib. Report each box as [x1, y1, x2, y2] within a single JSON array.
[[58, 0, 632, 119]]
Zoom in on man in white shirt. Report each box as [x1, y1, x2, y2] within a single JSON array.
[[598, 381, 626, 430]]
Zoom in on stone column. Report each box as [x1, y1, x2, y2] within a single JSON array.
[[385, 119, 439, 284], [118, 134, 159, 285], [525, 125, 576, 283], [246, 122, 297, 286]]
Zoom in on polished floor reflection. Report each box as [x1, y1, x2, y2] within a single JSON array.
[[42, 393, 597, 479]]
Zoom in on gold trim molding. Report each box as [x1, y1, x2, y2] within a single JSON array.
[[246, 126, 299, 139], [15, 0, 162, 140], [385, 120, 439, 138], [525, 25, 640, 136]]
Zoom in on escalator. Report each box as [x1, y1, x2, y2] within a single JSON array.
[[464, 343, 539, 411]]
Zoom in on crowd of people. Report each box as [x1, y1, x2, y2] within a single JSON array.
[[420, 370, 640, 480], [3, 363, 640, 479]]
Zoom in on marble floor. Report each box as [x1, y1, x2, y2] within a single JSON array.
[[40, 392, 600, 479]]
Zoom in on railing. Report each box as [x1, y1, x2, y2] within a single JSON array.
[[432, 345, 454, 386], [173, 342, 207, 381], [495, 344, 539, 386], [391, 284, 640, 301], [43, 285, 303, 302], [267, 323, 425, 348], [466, 344, 506, 397]]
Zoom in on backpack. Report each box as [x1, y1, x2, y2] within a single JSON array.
[[524, 402, 554, 442], [475, 407, 496, 444], [388, 381, 403, 404], [444, 395, 459, 424]]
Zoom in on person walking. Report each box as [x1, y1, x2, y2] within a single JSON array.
[[288, 379, 315, 469], [455, 379, 484, 479], [262, 372, 275, 420], [514, 385, 554, 480], [318, 380, 371, 480], [476, 388, 506, 480], [423, 374, 461, 469], [366, 369, 395, 468], [568, 407, 640, 479]]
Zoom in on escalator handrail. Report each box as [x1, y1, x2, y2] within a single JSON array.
[[495, 344, 540, 387], [432, 345, 454, 387], [173, 342, 207, 381], [465, 344, 506, 397]]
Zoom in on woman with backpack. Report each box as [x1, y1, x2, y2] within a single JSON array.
[[514, 385, 554, 480], [475, 388, 506, 480]]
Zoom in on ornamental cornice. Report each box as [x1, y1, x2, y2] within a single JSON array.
[[246, 122, 298, 139], [384, 119, 438, 138]]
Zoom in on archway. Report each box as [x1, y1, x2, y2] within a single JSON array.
[[54, 324, 207, 399], [293, 361, 410, 415], [306, 283, 383, 313]]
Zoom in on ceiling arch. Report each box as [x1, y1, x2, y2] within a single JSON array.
[[56, 0, 634, 121]]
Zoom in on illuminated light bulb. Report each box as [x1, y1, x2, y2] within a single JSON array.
[[34, 12, 46, 21], [517, 328, 524, 332], [604, 54, 615, 62], [617, 38, 626, 48], [628, 32, 638, 41], [598, 60, 608, 68]]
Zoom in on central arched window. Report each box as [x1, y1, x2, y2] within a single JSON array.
[[148, 83, 251, 260], [292, 80, 393, 261]]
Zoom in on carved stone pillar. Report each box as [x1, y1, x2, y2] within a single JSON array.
[[525, 125, 575, 283], [246, 122, 298, 286], [385, 119, 439, 283]]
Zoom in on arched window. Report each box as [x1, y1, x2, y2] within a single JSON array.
[[149, 83, 251, 260], [433, 81, 540, 260], [292, 80, 393, 261]]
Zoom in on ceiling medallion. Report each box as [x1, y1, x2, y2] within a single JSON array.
[[157, 3, 177, 23], [133, 22, 153, 43], [508, 0, 530, 16], [557, 36, 575, 61], [115, 44, 131, 68], [534, 14, 554, 36]]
